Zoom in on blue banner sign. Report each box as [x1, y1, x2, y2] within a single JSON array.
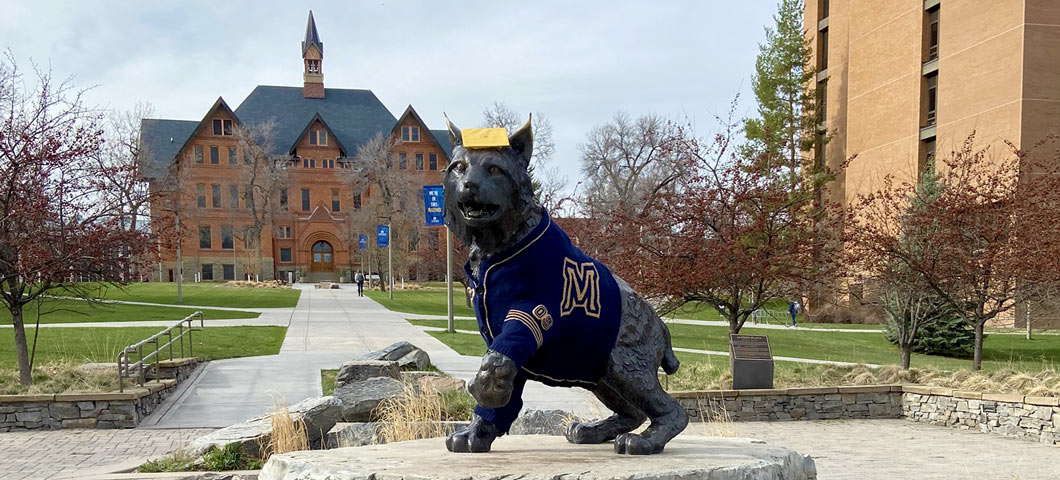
[[424, 185, 444, 226], [358, 235, 368, 250], [376, 225, 389, 247]]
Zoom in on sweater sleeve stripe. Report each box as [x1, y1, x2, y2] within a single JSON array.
[[505, 310, 543, 347]]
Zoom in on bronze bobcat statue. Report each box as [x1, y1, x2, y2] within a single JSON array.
[[442, 116, 687, 455]]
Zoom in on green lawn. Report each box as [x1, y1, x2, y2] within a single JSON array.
[[408, 318, 1060, 373], [0, 326, 287, 365], [366, 289, 475, 317], [70, 282, 301, 309], [1, 298, 258, 324]]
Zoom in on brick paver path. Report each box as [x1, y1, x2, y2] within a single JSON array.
[[0, 428, 214, 480], [726, 419, 1060, 479]]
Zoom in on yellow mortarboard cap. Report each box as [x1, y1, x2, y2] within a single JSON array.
[[461, 128, 510, 149]]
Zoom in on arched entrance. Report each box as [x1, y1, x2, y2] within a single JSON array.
[[311, 240, 334, 272]]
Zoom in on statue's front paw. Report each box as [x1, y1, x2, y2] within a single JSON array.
[[445, 416, 500, 453], [468, 351, 516, 408], [614, 433, 662, 455]]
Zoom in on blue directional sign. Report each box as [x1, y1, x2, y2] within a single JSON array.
[[376, 225, 389, 247], [424, 185, 444, 226], [358, 235, 368, 250]]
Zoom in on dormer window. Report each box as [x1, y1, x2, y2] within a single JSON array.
[[307, 60, 320, 74], [401, 126, 420, 142], [309, 129, 328, 146], [212, 119, 233, 136]]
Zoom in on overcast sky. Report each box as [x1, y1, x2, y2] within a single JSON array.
[[0, 0, 776, 189]]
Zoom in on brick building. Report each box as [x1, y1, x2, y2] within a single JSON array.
[[807, 0, 1060, 326], [139, 12, 452, 283]]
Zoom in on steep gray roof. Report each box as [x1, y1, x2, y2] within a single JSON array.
[[235, 85, 396, 156], [430, 130, 453, 160], [139, 119, 198, 179]]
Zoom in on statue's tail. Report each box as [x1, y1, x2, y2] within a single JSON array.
[[661, 324, 680, 375]]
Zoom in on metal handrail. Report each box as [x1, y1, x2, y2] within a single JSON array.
[[117, 311, 204, 392]]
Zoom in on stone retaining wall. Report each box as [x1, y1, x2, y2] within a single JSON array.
[[902, 385, 1060, 445], [673, 385, 904, 422], [674, 384, 1060, 446], [0, 358, 201, 431]]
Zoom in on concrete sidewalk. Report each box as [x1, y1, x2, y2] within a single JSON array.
[[144, 284, 602, 428]]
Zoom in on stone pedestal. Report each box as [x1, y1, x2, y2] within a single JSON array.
[[259, 435, 817, 480]]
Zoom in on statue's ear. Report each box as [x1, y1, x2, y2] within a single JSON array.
[[444, 114, 462, 148], [509, 115, 533, 170]]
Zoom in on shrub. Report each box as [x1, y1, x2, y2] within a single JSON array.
[[884, 315, 977, 358]]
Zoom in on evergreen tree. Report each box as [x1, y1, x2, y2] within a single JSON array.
[[744, 0, 822, 190]]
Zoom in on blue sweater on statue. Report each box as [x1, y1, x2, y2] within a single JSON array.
[[464, 209, 622, 432]]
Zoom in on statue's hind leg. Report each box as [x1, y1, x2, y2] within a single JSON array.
[[610, 372, 688, 455], [565, 383, 645, 444]]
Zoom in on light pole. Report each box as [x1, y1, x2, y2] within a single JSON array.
[[446, 228, 454, 333], [388, 221, 393, 301]]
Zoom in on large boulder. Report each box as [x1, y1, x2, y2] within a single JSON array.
[[509, 409, 581, 436], [397, 349, 431, 370], [333, 377, 404, 422], [419, 375, 465, 395], [335, 360, 400, 388], [187, 395, 342, 458], [362, 341, 432, 370]]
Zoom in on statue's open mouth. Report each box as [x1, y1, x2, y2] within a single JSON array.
[[459, 200, 501, 222]]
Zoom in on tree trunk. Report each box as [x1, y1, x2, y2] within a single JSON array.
[[899, 344, 912, 370], [11, 305, 32, 385], [972, 322, 985, 371], [729, 312, 741, 334]]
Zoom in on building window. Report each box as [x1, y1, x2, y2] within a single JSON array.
[[221, 225, 234, 250], [199, 225, 211, 249], [210, 146, 219, 164], [816, 81, 827, 125], [301, 188, 310, 211], [353, 193, 362, 211], [429, 153, 438, 170], [196, 184, 206, 208], [278, 226, 292, 239], [309, 130, 328, 145], [332, 188, 340, 212], [920, 137, 937, 175], [307, 60, 320, 73], [818, 28, 829, 71], [194, 145, 204, 164], [280, 248, 292, 262], [399, 153, 407, 170], [222, 264, 234, 280], [211, 184, 221, 208], [228, 147, 237, 165], [310, 159, 316, 168], [927, 7, 940, 61], [328, 159, 334, 168], [280, 188, 288, 210], [212, 119, 233, 136], [201, 264, 214, 281], [402, 126, 421, 142], [820, 0, 829, 20], [925, 73, 938, 126], [229, 185, 239, 209], [416, 153, 424, 170]]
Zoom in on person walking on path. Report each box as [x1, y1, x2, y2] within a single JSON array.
[[788, 300, 799, 327], [355, 271, 365, 297]]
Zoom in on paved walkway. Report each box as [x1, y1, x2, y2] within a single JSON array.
[[729, 419, 1060, 479], [0, 428, 214, 480], [145, 284, 602, 428]]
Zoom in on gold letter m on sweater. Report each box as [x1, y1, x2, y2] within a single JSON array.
[[560, 257, 602, 318]]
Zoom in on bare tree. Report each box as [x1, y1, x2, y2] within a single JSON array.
[[578, 112, 682, 220], [233, 121, 289, 279], [344, 132, 420, 289], [482, 102, 567, 209]]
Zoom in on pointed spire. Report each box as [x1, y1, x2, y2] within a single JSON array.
[[302, 10, 323, 55]]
